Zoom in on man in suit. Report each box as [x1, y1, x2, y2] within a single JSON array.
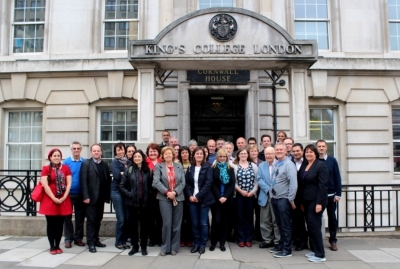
[[258, 134, 272, 161], [257, 147, 280, 249], [317, 140, 342, 251], [159, 130, 170, 149], [232, 137, 247, 158], [291, 143, 309, 251], [80, 144, 111, 253]]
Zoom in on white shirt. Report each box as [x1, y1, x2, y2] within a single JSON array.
[[295, 158, 303, 171], [194, 166, 201, 196]]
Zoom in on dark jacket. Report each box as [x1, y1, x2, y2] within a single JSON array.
[[111, 158, 131, 192], [319, 156, 342, 197], [211, 165, 235, 200], [80, 158, 111, 204], [185, 163, 215, 207], [298, 159, 329, 206], [119, 165, 152, 207]]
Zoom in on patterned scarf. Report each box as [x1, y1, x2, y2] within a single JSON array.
[[51, 163, 66, 196], [116, 156, 130, 168], [217, 162, 230, 185], [167, 165, 176, 191]]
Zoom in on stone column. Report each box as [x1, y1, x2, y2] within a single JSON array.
[[0, 0, 11, 56], [137, 64, 156, 144], [288, 67, 309, 142]]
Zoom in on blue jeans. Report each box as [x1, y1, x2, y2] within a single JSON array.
[[111, 190, 129, 246], [271, 198, 292, 253], [188, 202, 210, 248]]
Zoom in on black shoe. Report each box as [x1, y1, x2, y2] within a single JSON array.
[[95, 241, 106, 248], [273, 251, 292, 258], [209, 245, 216, 251], [129, 248, 138, 256], [199, 247, 205, 254], [190, 246, 199, 253], [141, 249, 148, 256], [220, 245, 226, 252], [269, 246, 282, 253], [259, 242, 274, 249], [89, 245, 97, 253]]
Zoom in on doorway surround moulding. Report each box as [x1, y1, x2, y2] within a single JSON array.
[[128, 7, 318, 143]]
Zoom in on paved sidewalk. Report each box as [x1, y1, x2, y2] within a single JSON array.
[[0, 235, 399, 268]]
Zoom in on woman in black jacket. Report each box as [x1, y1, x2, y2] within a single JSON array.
[[120, 150, 152, 256], [185, 147, 214, 254], [210, 148, 235, 252], [298, 144, 329, 263]]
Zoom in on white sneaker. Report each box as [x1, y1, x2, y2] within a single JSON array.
[[305, 252, 315, 258], [308, 256, 326, 262]]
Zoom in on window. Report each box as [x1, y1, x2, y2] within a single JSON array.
[[389, 0, 400, 50], [309, 108, 335, 156], [392, 109, 400, 172], [13, 0, 45, 53], [294, 0, 329, 50], [100, 109, 137, 164], [6, 111, 42, 170], [199, 0, 233, 9], [104, 0, 139, 50]]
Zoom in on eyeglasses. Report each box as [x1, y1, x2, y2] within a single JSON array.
[[72, 148, 81, 150]]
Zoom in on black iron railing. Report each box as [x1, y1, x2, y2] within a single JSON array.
[[338, 184, 400, 231], [1, 170, 400, 231]]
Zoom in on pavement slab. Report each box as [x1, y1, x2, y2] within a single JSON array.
[[338, 239, 379, 250], [16, 252, 76, 268], [380, 248, 400, 259], [347, 250, 400, 263], [18, 237, 49, 250], [146, 254, 199, 269], [0, 241, 31, 250], [63, 251, 118, 267], [193, 259, 240, 269], [100, 255, 156, 269], [0, 248, 45, 262], [325, 260, 374, 269], [0, 238, 11, 242]]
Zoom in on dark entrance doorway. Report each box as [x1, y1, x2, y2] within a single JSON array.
[[190, 92, 245, 146]]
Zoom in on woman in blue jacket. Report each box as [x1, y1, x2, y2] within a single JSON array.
[[185, 147, 214, 254]]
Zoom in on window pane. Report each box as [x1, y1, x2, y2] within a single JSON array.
[[35, 7, 45, 21], [394, 142, 400, 172], [295, 4, 306, 18], [101, 126, 112, 140], [199, 0, 233, 9], [309, 109, 334, 141], [305, 5, 317, 18], [390, 23, 400, 50], [317, 4, 328, 18], [14, 9, 25, 22]]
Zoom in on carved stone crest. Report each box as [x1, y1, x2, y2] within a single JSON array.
[[209, 14, 237, 41]]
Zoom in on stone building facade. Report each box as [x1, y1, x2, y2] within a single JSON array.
[[0, 0, 400, 194]]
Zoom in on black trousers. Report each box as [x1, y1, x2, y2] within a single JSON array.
[[86, 198, 105, 246], [304, 200, 326, 258], [64, 194, 86, 243], [210, 198, 233, 246], [46, 215, 65, 250], [148, 197, 162, 244], [292, 204, 308, 247], [180, 201, 192, 243], [129, 205, 150, 249]]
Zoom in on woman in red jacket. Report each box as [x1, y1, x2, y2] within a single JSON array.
[[40, 148, 72, 255]]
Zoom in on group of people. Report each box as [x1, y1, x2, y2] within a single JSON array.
[[37, 129, 341, 263]]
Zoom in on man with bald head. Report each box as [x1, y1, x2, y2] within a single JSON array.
[[257, 147, 280, 249], [207, 139, 217, 165], [232, 137, 247, 158]]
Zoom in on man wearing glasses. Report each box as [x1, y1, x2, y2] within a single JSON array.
[[63, 141, 86, 248]]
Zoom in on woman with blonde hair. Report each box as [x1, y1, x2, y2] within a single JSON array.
[[152, 147, 186, 256], [210, 149, 235, 252]]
